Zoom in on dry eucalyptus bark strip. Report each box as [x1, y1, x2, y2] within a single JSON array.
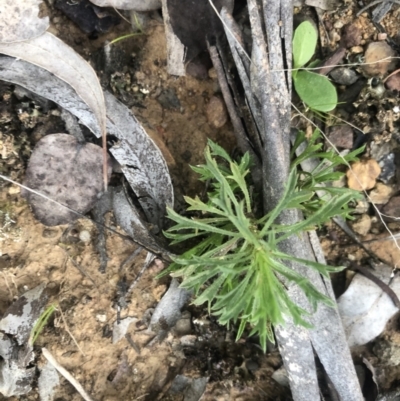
[[245, 3, 319, 396], [0, 32, 108, 188], [213, 36, 263, 158], [207, 43, 262, 190], [161, 0, 186, 76], [247, 0, 289, 206], [219, 9, 264, 153], [0, 56, 173, 229]]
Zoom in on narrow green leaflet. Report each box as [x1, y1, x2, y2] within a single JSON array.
[[292, 21, 318, 69], [294, 70, 338, 112]]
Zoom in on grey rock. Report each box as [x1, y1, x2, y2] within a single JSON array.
[[330, 67, 359, 86], [378, 153, 396, 183]]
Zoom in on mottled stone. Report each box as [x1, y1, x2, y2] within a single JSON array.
[[327, 125, 354, 149], [351, 214, 371, 236], [206, 96, 228, 128], [362, 42, 396, 77]]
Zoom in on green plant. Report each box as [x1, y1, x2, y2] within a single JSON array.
[[29, 303, 57, 345], [292, 21, 338, 112], [162, 133, 362, 352]]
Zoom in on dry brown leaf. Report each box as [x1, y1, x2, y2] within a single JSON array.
[[0, 32, 108, 187], [0, 0, 49, 43], [346, 159, 381, 191]]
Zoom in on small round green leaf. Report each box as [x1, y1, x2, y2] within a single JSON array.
[[293, 21, 318, 69], [294, 70, 337, 112]]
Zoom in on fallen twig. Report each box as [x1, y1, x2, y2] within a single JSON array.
[[57, 304, 86, 357], [42, 347, 95, 401]]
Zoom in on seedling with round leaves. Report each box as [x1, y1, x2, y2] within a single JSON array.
[[292, 21, 338, 112]]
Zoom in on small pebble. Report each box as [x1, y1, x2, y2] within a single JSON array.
[[370, 141, 392, 161], [362, 42, 396, 77], [272, 367, 289, 388], [382, 196, 400, 221], [180, 335, 197, 347], [330, 67, 359, 86], [208, 68, 217, 80], [8, 185, 20, 195], [174, 318, 192, 336], [206, 96, 228, 128], [341, 24, 362, 48], [186, 60, 209, 80], [385, 71, 400, 92], [333, 20, 344, 29], [350, 46, 364, 54], [327, 125, 354, 149], [378, 153, 395, 183], [329, 30, 340, 43], [369, 183, 393, 204], [351, 214, 371, 236], [79, 230, 91, 243], [96, 312, 107, 323]]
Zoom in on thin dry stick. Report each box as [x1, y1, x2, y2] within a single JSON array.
[[59, 247, 97, 286], [57, 304, 86, 357], [42, 347, 95, 401], [119, 246, 143, 273], [126, 252, 155, 296]]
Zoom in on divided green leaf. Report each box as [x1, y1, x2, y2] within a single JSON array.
[[162, 135, 360, 352]]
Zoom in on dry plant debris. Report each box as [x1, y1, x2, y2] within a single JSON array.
[[0, 284, 48, 397]]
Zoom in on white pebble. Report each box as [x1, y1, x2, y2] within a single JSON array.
[[79, 230, 91, 243]]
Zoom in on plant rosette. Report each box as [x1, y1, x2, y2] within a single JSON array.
[[162, 134, 362, 351]]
